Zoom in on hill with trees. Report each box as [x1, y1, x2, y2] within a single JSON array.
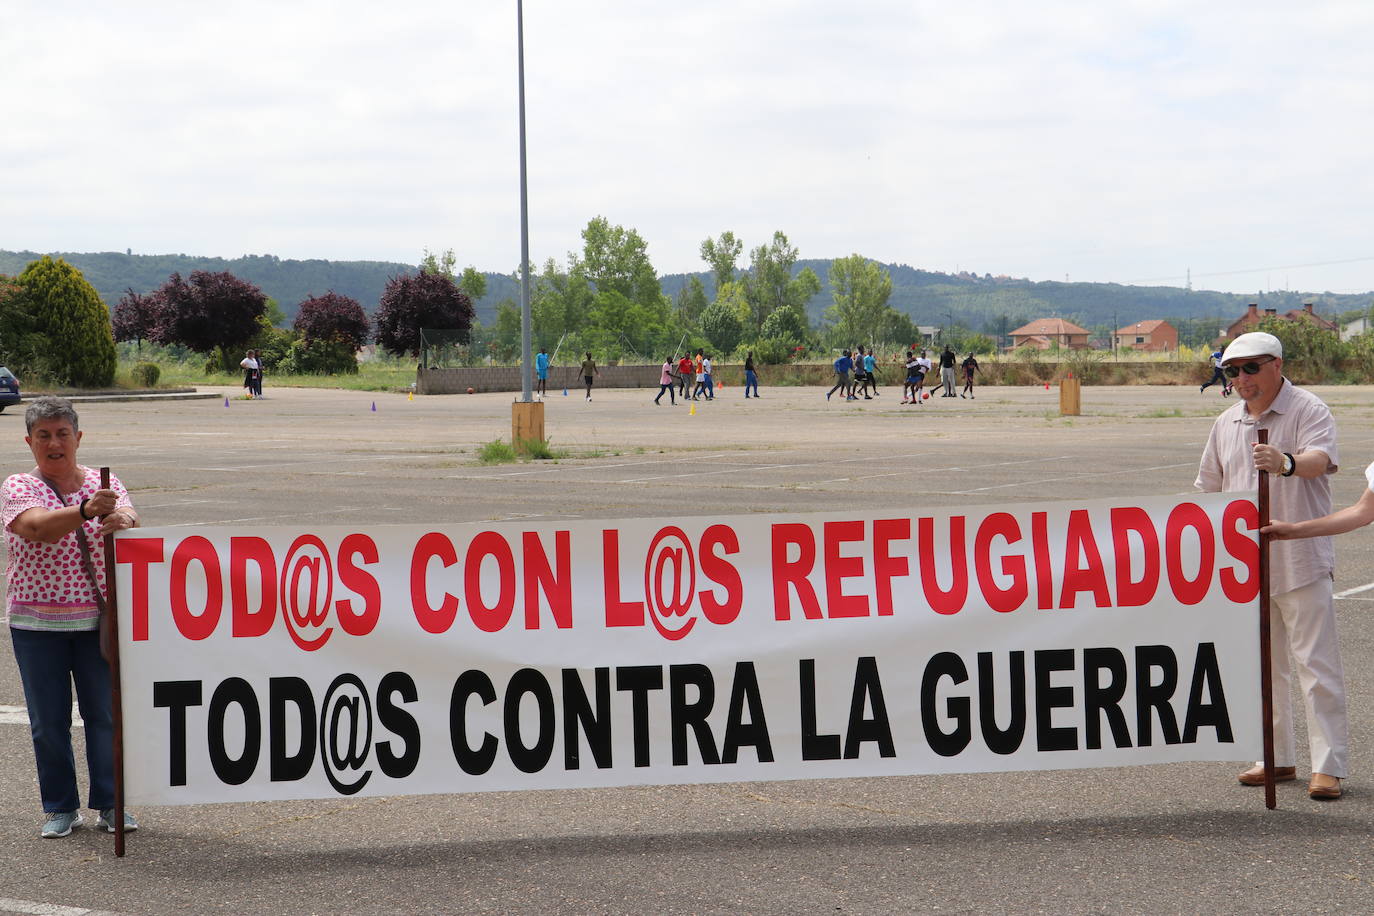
[[3, 248, 1370, 348]]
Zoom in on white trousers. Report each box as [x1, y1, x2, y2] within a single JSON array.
[[1262, 576, 1348, 777]]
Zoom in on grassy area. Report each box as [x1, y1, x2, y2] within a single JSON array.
[[120, 358, 417, 392]]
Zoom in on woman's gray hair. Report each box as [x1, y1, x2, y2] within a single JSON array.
[[24, 396, 80, 435]]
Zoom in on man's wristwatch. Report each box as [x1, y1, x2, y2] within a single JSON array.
[[1281, 452, 1296, 477]]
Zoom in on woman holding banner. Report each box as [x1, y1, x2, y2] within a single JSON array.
[[4, 397, 140, 838]]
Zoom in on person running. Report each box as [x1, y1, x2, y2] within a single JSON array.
[[861, 347, 880, 398], [676, 353, 694, 400], [744, 352, 760, 398], [580, 352, 599, 401], [902, 350, 920, 404], [1200, 348, 1231, 396], [827, 350, 854, 401], [700, 353, 715, 400], [535, 347, 550, 400], [852, 346, 868, 398], [912, 350, 933, 403], [960, 353, 982, 398], [654, 357, 676, 405], [692, 350, 706, 400]]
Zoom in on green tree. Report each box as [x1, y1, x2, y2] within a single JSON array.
[[1259, 315, 1346, 383], [530, 257, 593, 346], [420, 248, 457, 278], [699, 299, 744, 355], [13, 256, 116, 386], [422, 249, 487, 303], [675, 275, 709, 327], [459, 266, 488, 302], [741, 231, 820, 334], [825, 254, 894, 345], [0, 273, 44, 377], [760, 304, 809, 346], [491, 300, 522, 361], [699, 230, 742, 296], [584, 288, 674, 361], [579, 216, 661, 307]]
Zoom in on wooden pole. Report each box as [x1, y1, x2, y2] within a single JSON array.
[[1256, 432, 1276, 810], [99, 467, 127, 855]]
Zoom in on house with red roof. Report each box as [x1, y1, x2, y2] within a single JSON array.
[[1113, 319, 1177, 352], [1008, 317, 1091, 350], [1222, 303, 1337, 342]]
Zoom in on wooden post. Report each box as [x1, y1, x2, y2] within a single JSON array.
[[99, 467, 127, 855], [1256, 431, 1276, 810], [1059, 375, 1081, 416], [511, 400, 545, 454]]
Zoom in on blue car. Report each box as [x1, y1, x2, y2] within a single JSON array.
[[0, 367, 21, 412]]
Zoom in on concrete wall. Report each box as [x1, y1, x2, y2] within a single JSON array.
[[418, 364, 663, 394]]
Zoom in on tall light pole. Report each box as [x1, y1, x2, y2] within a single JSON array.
[[510, 0, 544, 449], [516, 0, 532, 403]]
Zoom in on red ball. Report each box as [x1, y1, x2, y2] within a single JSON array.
[[466, 387, 475, 394], [922, 392, 930, 400]]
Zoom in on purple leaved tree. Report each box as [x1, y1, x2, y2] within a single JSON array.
[[294, 292, 370, 350], [374, 272, 474, 357], [148, 271, 266, 368], [112, 288, 163, 349]]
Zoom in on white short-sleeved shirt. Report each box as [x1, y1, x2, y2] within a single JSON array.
[[2, 467, 132, 631], [1195, 379, 1338, 594]]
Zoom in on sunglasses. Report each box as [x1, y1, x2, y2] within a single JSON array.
[[1223, 357, 1275, 379]]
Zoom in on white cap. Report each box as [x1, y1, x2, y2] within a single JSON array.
[[1221, 331, 1282, 364]]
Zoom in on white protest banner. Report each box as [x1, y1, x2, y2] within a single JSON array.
[[114, 492, 1261, 806]]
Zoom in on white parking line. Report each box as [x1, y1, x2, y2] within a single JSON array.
[[164, 506, 409, 527], [1335, 581, 1374, 599], [618, 453, 1069, 485], [0, 705, 82, 726], [446, 454, 730, 480], [947, 461, 1197, 494], [0, 898, 128, 916], [188, 454, 413, 472]]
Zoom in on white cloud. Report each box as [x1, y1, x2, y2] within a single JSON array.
[[1, 0, 1372, 293]]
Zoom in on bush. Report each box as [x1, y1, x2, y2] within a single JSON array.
[[751, 337, 796, 365], [132, 363, 161, 387], [278, 338, 359, 375]]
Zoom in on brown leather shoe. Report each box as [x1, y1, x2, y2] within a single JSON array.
[[1238, 764, 1296, 786], [1308, 773, 1343, 800]]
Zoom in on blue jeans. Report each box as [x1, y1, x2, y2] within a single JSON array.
[[744, 370, 758, 397], [10, 628, 114, 813]]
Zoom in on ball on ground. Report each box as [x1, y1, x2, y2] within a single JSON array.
[[922, 392, 930, 400], [466, 387, 475, 394]]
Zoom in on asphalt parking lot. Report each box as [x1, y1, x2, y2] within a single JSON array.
[[2, 381, 1374, 915]]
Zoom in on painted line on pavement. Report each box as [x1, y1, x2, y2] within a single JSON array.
[[1335, 581, 1374, 599], [0, 898, 128, 916], [0, 705, 82, 726]]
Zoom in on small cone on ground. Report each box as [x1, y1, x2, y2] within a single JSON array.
[[689, 403, 696, 416], [224, 397, 230, 407], [563, 387, 568, 396], [371, 402, 377, 412], [408, 391, 414, 401]]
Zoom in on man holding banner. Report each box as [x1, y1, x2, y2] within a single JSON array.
[[1195, 331, 1348, 800]]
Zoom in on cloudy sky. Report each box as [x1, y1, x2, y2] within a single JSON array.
[[4, 1, 1373, 294]]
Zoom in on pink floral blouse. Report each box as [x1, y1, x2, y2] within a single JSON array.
[[3, 467, 132, 631]]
